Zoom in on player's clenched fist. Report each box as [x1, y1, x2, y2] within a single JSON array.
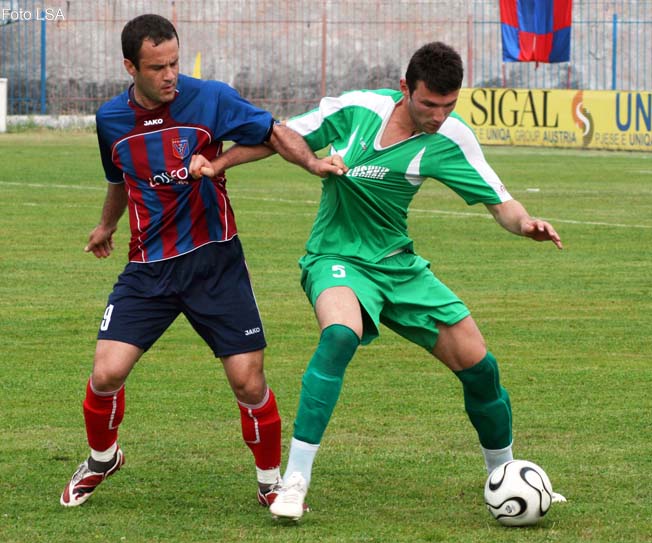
[[189, 154, 217, 179]]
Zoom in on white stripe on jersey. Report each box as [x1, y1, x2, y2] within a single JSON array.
[[331, 126, 359, 158], [110, 125, 212, 164], [126, 183, 147, 262], [288, 91, 393, 136], [439, 116, 512, 202], [405, 147, 426, 186]]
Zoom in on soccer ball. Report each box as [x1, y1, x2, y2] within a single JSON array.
[[484, 460, 553, 527]]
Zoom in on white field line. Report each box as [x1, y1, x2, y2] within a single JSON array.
[[407, 208, 652, 229], [2, 181, 106, 191], [3, 181, 651, 230]]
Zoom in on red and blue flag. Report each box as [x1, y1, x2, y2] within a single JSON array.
[[500, 0, 572, 63]]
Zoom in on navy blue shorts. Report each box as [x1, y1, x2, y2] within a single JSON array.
[[97, 238, 266, 357]]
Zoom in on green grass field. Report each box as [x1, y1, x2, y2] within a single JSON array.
[[1, 131, 651, 543]]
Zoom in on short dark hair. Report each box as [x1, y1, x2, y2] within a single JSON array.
[[121, 14, 179, 69], [405, 42, 464, 95]]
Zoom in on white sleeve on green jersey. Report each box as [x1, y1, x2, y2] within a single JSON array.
[[287, 91, 393, 153], [434, 115, 512, 204]]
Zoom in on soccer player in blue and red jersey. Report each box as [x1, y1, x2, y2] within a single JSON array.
[[60, 13, 344, 508]]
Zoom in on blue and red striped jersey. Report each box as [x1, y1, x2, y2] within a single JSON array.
[[96, 74, 274, 263]]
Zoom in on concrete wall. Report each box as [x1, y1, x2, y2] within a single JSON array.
[[1, 0, 649, 116]]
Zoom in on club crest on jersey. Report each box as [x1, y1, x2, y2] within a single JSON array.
[[172, 138, 190, 159]]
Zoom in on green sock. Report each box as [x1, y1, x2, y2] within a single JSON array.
[[293, 324, 359, 444], [454, 352, 512, 450]]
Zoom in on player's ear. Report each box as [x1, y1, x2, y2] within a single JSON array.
[[123, 58, 137, 77], [399, 78, 410, 98]]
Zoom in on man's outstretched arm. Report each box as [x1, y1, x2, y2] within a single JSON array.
[[189, 123, 346, 179], [486, 199, 563, 249]]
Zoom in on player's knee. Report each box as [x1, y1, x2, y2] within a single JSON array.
[[92, 340, 141, 390], [230, 374, 267, 404], [90, 370, 126, 393], [221, 349, 267, 403], [312, 324, 360, 377], [454, 352, 505, 401], [294, 324, 359, 417]]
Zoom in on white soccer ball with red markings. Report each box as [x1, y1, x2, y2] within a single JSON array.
[[484, 460, 553, 526]]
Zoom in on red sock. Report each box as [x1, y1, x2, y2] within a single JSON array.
[[238, 388, 281, 470], [83, 378, 125, 451]]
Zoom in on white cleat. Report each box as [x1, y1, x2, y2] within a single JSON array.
[[551, 491, 567, 504], [269, 471, 308, 521]]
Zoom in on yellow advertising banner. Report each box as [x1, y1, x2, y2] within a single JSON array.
[[456, 88, 652, 152]]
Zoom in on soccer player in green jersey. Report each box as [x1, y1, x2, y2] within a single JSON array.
[[190, 42, 563, 520]]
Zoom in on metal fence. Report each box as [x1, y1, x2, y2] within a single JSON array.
[[1, 0, 650, 116]]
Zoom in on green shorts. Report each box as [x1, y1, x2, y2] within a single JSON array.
[[299, 251, 470, 351]]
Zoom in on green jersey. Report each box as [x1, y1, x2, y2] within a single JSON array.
[[287, 89, 512, 263]]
